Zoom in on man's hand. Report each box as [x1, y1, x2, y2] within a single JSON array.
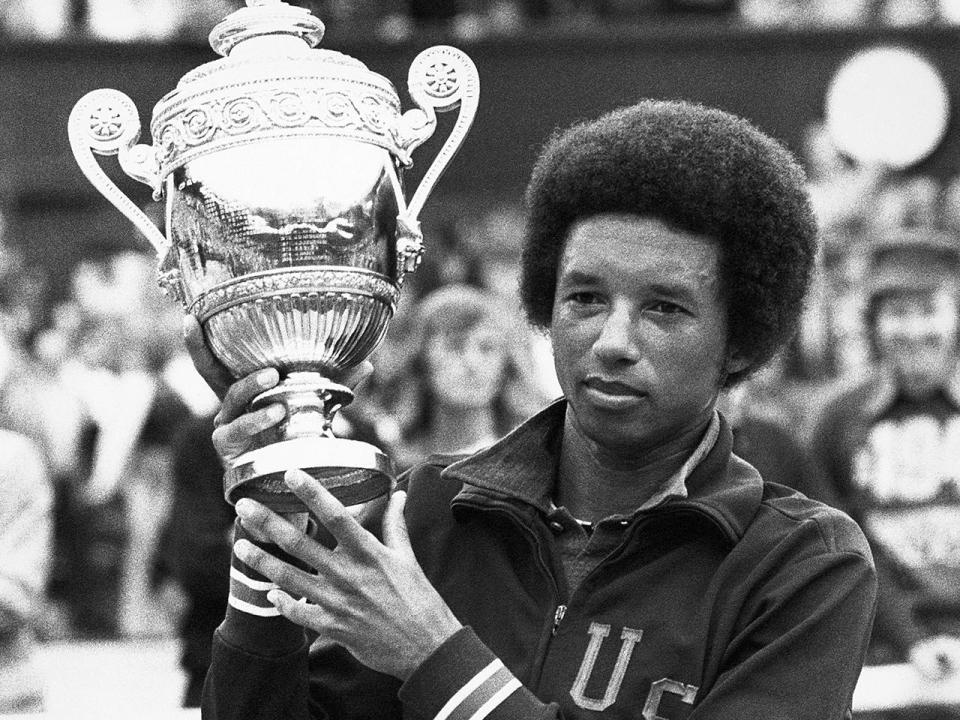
[[910, 635, 960, 681], [183, 314, 234, 400], [232, 470, 463, 680], [183, 313, 373, 464]]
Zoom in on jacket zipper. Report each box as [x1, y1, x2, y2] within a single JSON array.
[[455, 498, 563, 690], [552, 604, 567, 635]]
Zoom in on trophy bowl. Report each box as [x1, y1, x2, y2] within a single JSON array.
[[68, 0, 479, 512]]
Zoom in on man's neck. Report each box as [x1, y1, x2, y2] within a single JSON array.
[[554, 409, 712, 523]]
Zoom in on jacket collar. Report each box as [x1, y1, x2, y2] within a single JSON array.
[[442, 399, 763, 544]]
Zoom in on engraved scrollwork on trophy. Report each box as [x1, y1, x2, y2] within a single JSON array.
[[190, 268, 399, 321], [182, 107, 218, 144], [152, 85, 403, 178], [222, 96, 264, 134], [68, 89, 169, 256], [271, 91, 309, 127]]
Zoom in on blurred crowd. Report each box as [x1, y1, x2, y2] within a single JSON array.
[[4, 0, 960, 44], [3, 120, 960, 715]]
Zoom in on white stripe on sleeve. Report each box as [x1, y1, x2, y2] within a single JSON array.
[[467, 678, 522, 720], [228, 594, 282, 617], [433, 659, 504, 720]]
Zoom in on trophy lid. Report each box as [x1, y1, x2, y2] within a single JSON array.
[[150, 0, 405, 182]]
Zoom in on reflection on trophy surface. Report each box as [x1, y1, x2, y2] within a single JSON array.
[[68, 0, 479, 512]]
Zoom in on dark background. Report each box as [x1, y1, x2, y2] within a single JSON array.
[[6, 22, 960, 301]]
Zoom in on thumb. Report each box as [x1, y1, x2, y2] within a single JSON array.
[[182, 314, 233, 399], [381, 490, 410, 552]]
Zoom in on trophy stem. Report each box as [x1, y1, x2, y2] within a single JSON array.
[[224, 371, 394, 512], [251, 371, 353, 442]]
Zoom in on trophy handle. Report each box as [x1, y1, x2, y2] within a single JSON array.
[[395, 45, 480, 222], [68, 89, 170, 258]]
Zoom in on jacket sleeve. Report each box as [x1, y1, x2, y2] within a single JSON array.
[[399, 627, 561, 720], [201, 519, 312, 720], [688, 547, 877, 720]]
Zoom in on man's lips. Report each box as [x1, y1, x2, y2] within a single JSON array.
[[582, 377, 645, 398]]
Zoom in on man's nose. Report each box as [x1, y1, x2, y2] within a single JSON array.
[[592, 306, 640, 364]]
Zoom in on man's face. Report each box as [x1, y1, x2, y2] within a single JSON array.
[[550, 214, 742, 453], [873, 286, 960, 394]]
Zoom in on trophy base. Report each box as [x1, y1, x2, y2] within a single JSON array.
[[224, 436, 395, 513]]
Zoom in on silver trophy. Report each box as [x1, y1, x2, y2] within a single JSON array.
[[68, 0, 479, 511]]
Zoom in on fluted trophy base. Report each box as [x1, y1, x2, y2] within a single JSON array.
[[223, 372, 394, 512]]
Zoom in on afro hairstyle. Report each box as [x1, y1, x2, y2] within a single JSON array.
[[520, 99, 818, 386]]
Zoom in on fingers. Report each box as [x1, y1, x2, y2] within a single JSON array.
[[182, 315, 234, 399], [284, 469, 369, 549], [381, 490, 410, 551], [234, 538, 318, 599], [235, 499, 320, 567], [212, 402, 286, 461], [266, 588, 326, 628], [217, 368, 280, 426]]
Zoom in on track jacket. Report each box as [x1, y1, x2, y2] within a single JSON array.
[[203, 401, 877, 720]]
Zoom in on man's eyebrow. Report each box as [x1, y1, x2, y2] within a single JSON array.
[[556, 268, 600, 285], [648, 282, 696, 299]]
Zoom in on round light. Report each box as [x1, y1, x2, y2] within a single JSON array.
[[826, 46, 950, 169]]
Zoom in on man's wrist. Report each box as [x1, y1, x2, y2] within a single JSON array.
[[399, 616, 464, 680], [219, 518, 307, 657], [400, 627, 535, 720]]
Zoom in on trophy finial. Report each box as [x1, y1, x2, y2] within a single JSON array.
[[209, 0, 324, 58]]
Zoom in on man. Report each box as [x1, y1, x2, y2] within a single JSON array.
[[189, 100, 877, 719], [810, 229, 960, 695]]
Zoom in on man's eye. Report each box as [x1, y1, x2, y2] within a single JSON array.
[[650, 301, 685, 314], [568, 292, 600, 305]]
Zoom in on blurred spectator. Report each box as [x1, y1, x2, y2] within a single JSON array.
[[809, 228, 960, 707], [718, 358, 820, 495], [42, 252, 194, 639], [0, 0, 71, 39], [0, 312, 83, 483], [379, 284, 549, 469], [82, 0, 237, 42], [0, 430, 52, 713]]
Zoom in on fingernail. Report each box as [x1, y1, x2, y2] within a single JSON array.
[[256, 369, 277, 387], [265, 404, 285, 421], [284, 469, 306, 488], [266, 589, 281, 606], [235, 498, 253, 518], [234, 539, 251, 560]]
